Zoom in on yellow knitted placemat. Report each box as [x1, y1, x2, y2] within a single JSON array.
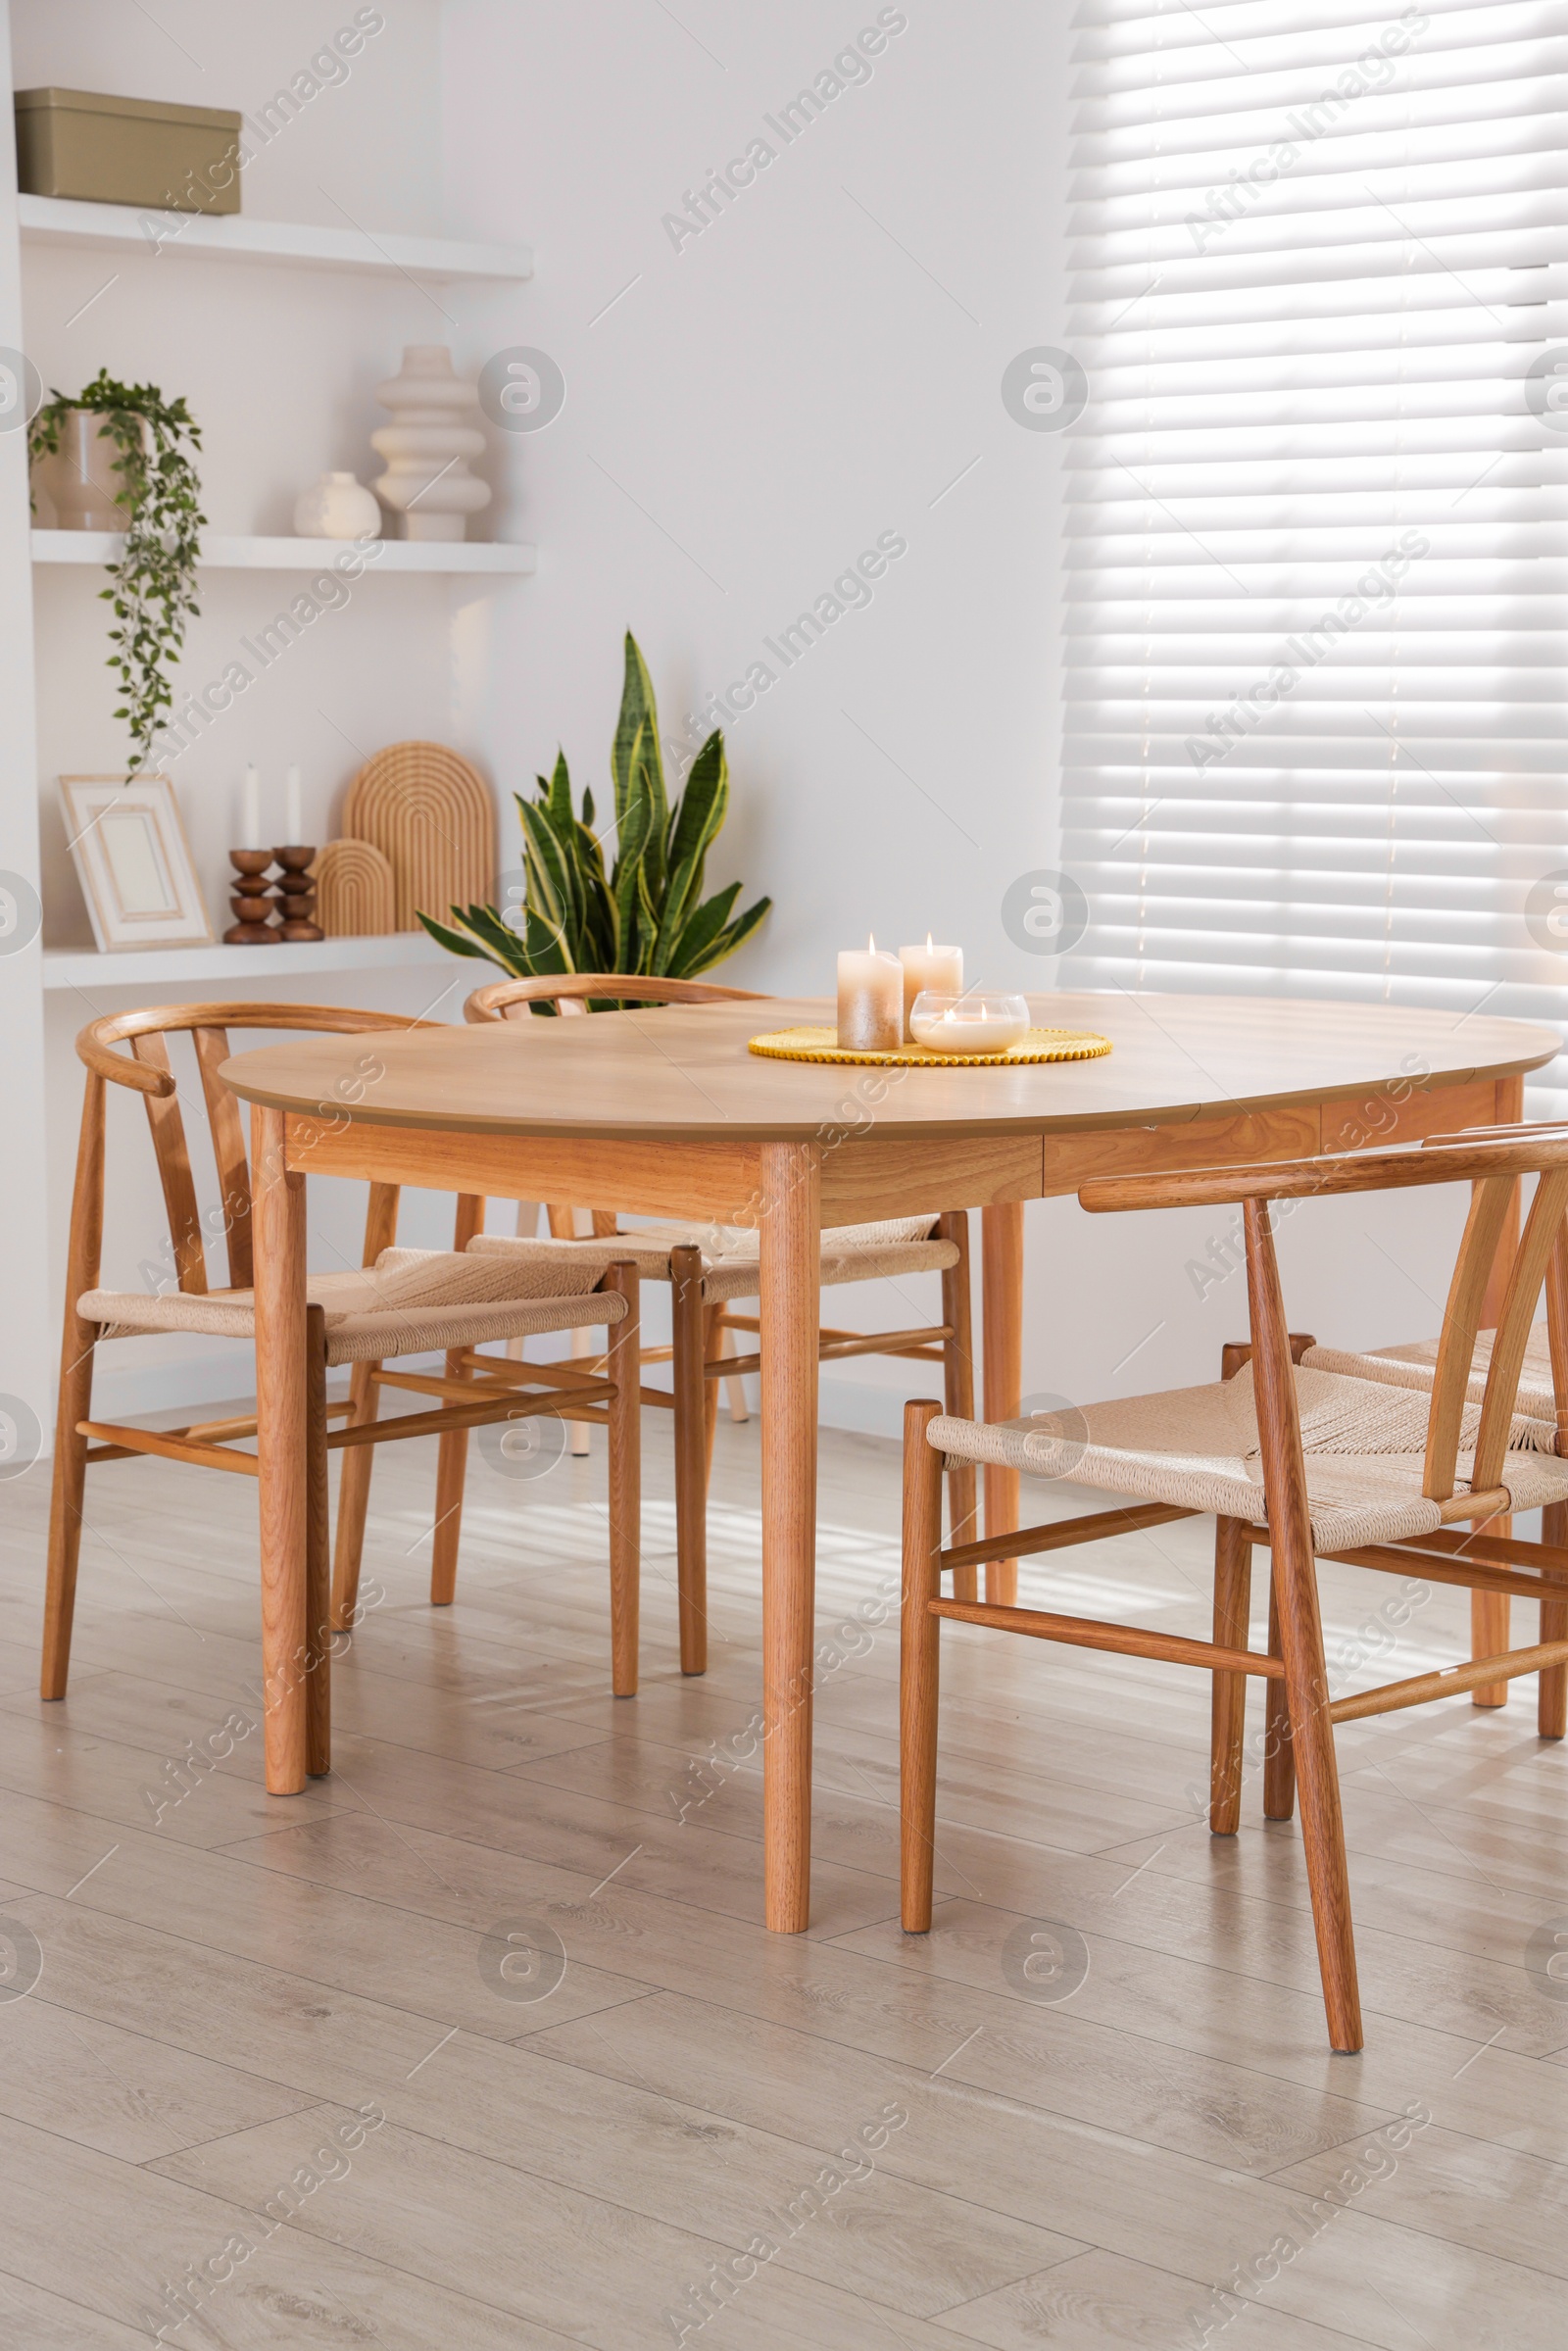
[[747, 1024, 1113, 1068]]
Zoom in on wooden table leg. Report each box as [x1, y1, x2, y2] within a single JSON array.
[[1473, 1073, 1523, 1703], [760, 1140, 820, 1933], [937, 1211, 979, 1602], [981, 1201, 1024, 1606], [251, 1104, 310, 1794], [670, 1245, 709, 1676]]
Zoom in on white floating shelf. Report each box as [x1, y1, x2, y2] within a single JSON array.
[[19, 193, 532, 282], [42, 933, 465, 992], [32, 530, 536, 575]]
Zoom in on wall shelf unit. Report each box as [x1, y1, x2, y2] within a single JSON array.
[[1, 20, 539, 1423], [32, 530, 537, 575], [41, 933, 460, 991], [19, 192, 532, 281]]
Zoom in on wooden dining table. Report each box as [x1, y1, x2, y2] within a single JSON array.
[[222, 989, 1559, 1931]]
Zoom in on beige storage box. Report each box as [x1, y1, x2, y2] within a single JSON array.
[[15, 87, 242, 213]]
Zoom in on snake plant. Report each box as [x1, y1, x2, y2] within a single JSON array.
[[421, 633, 770, 1002]]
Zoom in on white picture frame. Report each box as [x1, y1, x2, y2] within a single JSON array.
[[60, 773, 214, 953]]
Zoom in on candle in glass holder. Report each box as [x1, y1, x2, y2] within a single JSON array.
[[909, 991, 1031, 1053], [837, 935, 904, 1051], [898, 936, 962, 1041]]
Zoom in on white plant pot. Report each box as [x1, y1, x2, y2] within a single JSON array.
[[293, 470, 381, 540], [370, 344, 491, 542]]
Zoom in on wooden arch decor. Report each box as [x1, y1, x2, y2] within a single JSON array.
[[341, 741, 496, 932], [314, 838, 397, 938]]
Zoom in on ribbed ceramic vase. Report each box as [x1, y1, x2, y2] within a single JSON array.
[[369, 345, 490, 542]]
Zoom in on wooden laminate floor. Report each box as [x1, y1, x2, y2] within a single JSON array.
[[0, 1399, 1565, 2347]]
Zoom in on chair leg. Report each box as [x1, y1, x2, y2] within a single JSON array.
[[329, 1180, 401, 1634], [41, 1325, 96, 1699], [604, 1262, 642, 1697], [937, 1210, 979, 1601], [671, 1246, 709, 1676], [429, 1350, 472, 1607], [981, 1202, 1024, 1606], [305, 1308, 330, 1777], [329, 1358, 381, 1632], [1263, 1574, 1297, 1820], [703, 1302, 724, 1480], [431, 1190, 487, 1607], [1209, 1516, 1250, 1835], [902, 1399, 946, 1932], [1541, 1499, 1568, 1739], [1245, 1198, 1360, 2051], [43, 1071, 106, 1702], [1272, 1536, 1360, 2048]]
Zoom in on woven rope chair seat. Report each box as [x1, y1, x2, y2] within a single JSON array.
[[79, 1245, 625, 1367], [467, 1214, 958, 1302], [1302, 1326, 1555, 1421], [930, 1362, 1568, 1552]]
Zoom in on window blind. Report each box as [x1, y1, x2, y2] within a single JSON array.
[[1058, 0, 1568, 1108]]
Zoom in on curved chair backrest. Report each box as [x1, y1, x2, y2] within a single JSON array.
[[74, 1002, 438, 1296], [1082, 1130, 1568, 1505], [464, 971, 766, 1023]]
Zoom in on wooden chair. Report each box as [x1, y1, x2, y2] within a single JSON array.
[[901, 1131, 1568, 2052], [43, 1004, 643, 1771], [334, 971, 977, 1675]]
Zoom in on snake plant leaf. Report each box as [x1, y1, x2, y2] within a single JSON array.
[[542, 746, 577, 842], [664, 879, 740, 975], [611, 632, 667, 844], [691, 892, 772, 974], [416, 909, 503, 962], [517, 794, 580, 958], [667, 881, 772, 976], [654, 731, 728, 970], [612, 773, 655, 968], [635, 857, 662, 970], [466, 902, 542, 969]]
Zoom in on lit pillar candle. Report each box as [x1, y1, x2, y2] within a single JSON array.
[[284, 763, 303, 846], [837, 935, 904, 1052], [898, 936, 962, 1041], [239, 763, 261, 849]]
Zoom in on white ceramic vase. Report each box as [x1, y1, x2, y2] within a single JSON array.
[[293, 470, 381, 539], [369, 345, 490, 542]]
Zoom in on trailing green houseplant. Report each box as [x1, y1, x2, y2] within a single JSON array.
[[29, 368, 205, 775], [422, 632, 770, 1004]]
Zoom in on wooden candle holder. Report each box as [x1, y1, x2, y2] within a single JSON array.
[[271, 846, 324, 943], [223, 850, 277, 944]]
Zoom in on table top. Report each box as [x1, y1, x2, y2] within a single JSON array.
[[220, 992, 1560, 1144]]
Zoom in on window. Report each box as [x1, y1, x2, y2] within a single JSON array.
[[1060, 0, 1568, 1107]]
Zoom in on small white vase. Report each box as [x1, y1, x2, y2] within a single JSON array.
[[293, 471, 381, 540], [370, 345, 491, 543]]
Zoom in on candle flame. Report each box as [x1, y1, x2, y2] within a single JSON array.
[[868, 932, 876, 953], [926, 932, 933, 951]]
